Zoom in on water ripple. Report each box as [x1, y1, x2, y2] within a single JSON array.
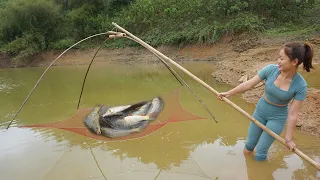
[[0, 77, 25, 92]]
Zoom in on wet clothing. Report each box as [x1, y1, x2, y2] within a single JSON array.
[[245, 64, 307, 161]]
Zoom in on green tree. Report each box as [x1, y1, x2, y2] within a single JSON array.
[[0, 0, 63, 58]]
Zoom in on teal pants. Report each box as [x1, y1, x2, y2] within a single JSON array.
[[245, 97, 288, 161]]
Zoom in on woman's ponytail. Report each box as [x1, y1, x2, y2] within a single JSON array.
[[303, 42, 314, 72]]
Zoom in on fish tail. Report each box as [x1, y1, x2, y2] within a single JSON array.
[[131, 128, 140, 133]]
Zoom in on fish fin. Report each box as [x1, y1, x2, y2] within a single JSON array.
[[123, 115, 150, 121], [139, 115, 150, 120], [113, 112, 124, 116], [99, 116, 116, 128], [99, 105, 109, 116], [104, 112, 124, 118], [133, 121, 149, 132]]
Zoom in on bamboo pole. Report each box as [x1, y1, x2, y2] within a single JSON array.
[[124, 36, 218, 123], [111, 22, 320, 171]]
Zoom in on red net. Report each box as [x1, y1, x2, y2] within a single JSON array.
[[21, 88, 206, 141]]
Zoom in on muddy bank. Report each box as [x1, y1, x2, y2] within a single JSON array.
[[210, 36, 320, 137], [0, 45, 216, 69]]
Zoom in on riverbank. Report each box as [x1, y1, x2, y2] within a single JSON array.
[[209, 35, 320, 137], [1, 33, 319, 137]]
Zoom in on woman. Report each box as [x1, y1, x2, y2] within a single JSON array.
[[217, 42, 314, 161]]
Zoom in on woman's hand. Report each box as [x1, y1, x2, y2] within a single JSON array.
[[285, 139, 296, 151], [217, 92, 231, 101], [216, 75, 262, 101]]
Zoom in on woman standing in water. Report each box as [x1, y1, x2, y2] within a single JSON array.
[[217, 42, 314, 161]]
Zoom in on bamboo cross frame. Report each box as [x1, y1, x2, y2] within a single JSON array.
[[111, 22, 320, 171]]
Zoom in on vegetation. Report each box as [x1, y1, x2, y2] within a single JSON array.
[[0, 0, 319, 62]]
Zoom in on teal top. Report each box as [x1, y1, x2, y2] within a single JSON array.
[[258, 64, 307, 105]]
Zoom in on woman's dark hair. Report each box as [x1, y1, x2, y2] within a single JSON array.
[[283, 42, 314, 72]]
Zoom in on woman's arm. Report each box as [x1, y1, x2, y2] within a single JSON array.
[[285, 100, 304, 150], [217, 75, 263, 100]]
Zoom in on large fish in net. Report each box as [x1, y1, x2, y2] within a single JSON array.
[[19, 88, 207, 142], [84, 97, 164, 138]]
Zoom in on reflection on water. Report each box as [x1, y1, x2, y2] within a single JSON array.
[[0, 62, 319, 179]]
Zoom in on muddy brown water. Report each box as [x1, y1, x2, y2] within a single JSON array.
[[0, 62, 319, 180], [299, 64, 320, 89]]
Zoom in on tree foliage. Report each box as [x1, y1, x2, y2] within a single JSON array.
[[0, 0, 63, 58], [0, 0, 318, 61]]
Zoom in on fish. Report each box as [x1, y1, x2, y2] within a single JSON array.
[[84, 105, 102, 135], [131, 102, 151, 116], [147, 97, 164, 120], [100, 98, 163, 129], [116, 115, 150, 127], [101, 101, 148, 117], [23, 89, 206, 141], [100, 114, 151, 129], [84, 97, 164, 138], [102, 105, 131, 116], [100, 120, 149, 138]]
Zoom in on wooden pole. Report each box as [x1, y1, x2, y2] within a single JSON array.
[[112, 22, 320, 171]]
